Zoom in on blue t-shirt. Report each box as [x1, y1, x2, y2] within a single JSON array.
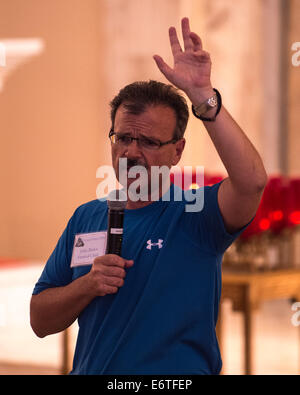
[[33, 183, 243, 375]]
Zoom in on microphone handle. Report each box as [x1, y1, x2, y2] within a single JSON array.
[[106, 209, 124, 256]]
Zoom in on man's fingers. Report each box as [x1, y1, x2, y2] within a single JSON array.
[[102, 275, 124, 288], [100, 284, 118, 295], [125, 259, 134, 268], [169, 26, 183, 57], [190, 32, 203, 51], [90, 255, 134, 297], [153, 55, 174, 80], [100, 265, 126, 278], [101, 261, 133, 277], [94, 254, 133, 268], [181, 17, 193, 52]]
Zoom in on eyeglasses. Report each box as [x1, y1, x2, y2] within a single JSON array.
[[109, 129, 178, 151]]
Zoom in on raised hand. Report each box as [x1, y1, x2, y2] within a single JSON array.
[[153, 17, 214, 105]]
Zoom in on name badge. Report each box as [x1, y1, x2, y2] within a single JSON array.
[[71, 231, 107, 268]]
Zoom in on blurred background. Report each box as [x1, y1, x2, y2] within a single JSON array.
[[0, 0, 299, 375]]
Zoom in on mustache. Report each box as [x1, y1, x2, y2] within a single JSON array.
[[121, 158, 148, 170]]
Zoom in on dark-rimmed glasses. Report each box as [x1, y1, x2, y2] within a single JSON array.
[[109, 129, 178, 151]]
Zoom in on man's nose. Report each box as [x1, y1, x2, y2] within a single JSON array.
[[124, 139, 142, 159]]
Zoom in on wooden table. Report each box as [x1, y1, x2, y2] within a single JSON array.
[[216, 268, 300, 375]]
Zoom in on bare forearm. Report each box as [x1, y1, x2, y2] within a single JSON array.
[[154, 17, 267, 232], [202, 105, 267, 193], [30, 274, 94, 338], [30, 255, 133, 338]]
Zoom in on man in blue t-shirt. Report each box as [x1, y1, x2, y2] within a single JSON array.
[[30, 18, 267, 374]]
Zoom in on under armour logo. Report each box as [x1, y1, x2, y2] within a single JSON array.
[[146, 239, 164, 250]]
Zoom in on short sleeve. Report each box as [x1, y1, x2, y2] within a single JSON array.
[[32, 215, 75, 295], [197, 182, 251, 254]]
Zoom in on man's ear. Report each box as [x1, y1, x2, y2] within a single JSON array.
[[172, 138, 185, 166]]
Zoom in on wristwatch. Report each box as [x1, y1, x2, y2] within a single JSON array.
[[191, 89, 222, 122], [192, 93, 218, 117]]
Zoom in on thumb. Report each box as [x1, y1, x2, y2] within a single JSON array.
[[153, 55, 174, 80], [125, 259, 134, 268]]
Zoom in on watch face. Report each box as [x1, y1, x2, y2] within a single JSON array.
[[208, 96, 218, 107]]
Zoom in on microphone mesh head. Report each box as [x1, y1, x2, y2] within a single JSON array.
[[107, 189, 127, 210]]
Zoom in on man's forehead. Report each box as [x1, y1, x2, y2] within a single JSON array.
[[115, 104, 176, 135]]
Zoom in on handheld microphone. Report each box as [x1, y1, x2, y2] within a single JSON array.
[[106, 189, 127, 256]]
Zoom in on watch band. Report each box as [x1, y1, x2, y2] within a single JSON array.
[[193, 93, 218, 117], [191, 89, 222, 122]]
